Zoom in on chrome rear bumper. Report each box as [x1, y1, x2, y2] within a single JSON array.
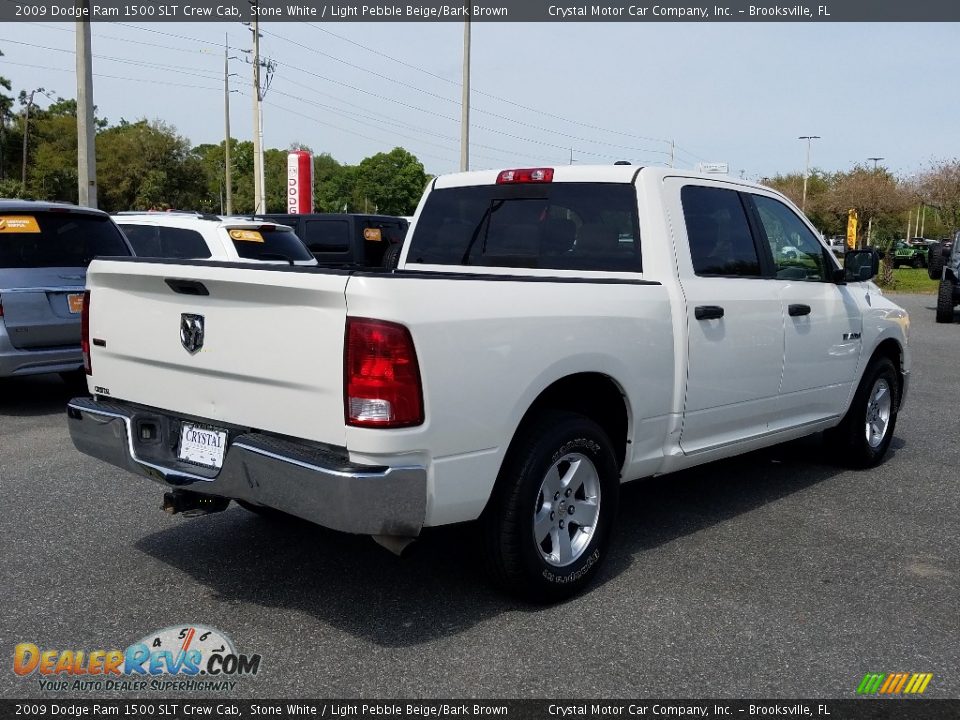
[[67, 397, 427, 537]]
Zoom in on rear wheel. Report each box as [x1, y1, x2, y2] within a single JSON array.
[[936, 280, 956, 323], [481, 411, 619, 603], [825, 357, 899, 468]]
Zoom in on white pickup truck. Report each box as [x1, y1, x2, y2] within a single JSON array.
[[68, 166, 910, 601]]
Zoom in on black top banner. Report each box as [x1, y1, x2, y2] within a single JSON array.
[[3, 0, 960, 22]]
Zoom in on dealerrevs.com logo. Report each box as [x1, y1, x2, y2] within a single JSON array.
[[13, 625, 261, 692]]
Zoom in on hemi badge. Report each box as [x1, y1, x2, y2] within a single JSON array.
[[843, 332, 862, 340]]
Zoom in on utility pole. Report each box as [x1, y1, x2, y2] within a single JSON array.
[[76, 9, 97, 207], [251, 13, 263, 214], [21, 90, 36, 188], [669, 140, 675, 168], [798, 135, 820, 212], [224, 33, 233, 215], [460, 11, 470, 172]]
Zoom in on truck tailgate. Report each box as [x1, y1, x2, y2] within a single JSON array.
[[86, 259, 350, 446]]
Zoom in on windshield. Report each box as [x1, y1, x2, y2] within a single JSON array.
[[0, 211, 129, 268]]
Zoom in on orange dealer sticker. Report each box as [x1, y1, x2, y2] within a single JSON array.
[[229, 229, 264, 243], [0, 215, 41, 233], [363, 228, 382, 242]]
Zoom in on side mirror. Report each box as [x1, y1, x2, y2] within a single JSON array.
[[844, 248, 880, 282]]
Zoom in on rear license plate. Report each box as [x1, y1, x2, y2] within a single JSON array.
[[67, 293, 84, 314], [177, 424, 227, 470]]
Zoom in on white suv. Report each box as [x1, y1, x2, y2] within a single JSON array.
[[114, 212, 317, 266]]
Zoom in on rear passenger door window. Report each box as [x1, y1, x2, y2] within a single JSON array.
[[680, 185, 761, 277], [751, 195, 828, 282], [156, 227, 211, 259]]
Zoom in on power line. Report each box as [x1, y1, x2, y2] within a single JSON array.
[[0, 38, 222, 82], [2, 60, 221, 92], [23, 21, 213, 56], [303, 22, 683, 150], [259, 30, 672, 158], [91, 23, 691, 162]]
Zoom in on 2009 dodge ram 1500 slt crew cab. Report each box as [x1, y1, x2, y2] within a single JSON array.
[[67, 166, 910, 601]]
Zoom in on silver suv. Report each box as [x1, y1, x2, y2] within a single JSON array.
[[0, 200, 132, 380]]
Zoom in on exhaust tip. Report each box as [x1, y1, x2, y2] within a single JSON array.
[[162, 490, 230, 517]]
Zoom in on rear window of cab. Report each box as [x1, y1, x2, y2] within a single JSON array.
[[0, 211, 129, 268], [406, 183, 641, 272], [228, 226, 314, 262]]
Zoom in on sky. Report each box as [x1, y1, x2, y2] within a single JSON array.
[[2, 20, 959, 181]]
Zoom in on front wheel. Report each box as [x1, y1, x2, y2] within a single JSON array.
[[481, 411, 619, 603], [928, 247, 946, 279], [825, 357, 899, 468], [912, 255, 924, 268]]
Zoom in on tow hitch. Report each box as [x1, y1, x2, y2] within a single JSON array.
[[162, 490, 230, 517]]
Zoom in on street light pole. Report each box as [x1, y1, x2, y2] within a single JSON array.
[[798, 135, 820, 212], [459, 11, 471, 172], [251, 15, 263, 214]]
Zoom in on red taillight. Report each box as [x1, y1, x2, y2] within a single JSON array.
[[345, 318, 423, 428], [80, 290, 91, 375], [496, 168, 554, 184]]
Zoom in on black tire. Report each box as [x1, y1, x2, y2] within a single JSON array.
[[382, 242, 402, 269], [936, 280, 956, 323], [825, 357, 899, 468], [928, 246, 946, 280], [481, 411, 619, 603], [912, 254, 924, 269]]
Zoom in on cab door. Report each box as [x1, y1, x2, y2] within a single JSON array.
[[746, 192, 862, 426], [666, 179, 785, 454]]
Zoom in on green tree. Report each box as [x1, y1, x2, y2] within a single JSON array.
[[264, 148, 288, 213], [916, 159, 960, 236], [0, 49, 14, 182], [764, 170, 833, 233], [823, 166, 908, 247], [355, 147, 427, 215], [25, 98, 79, 202], [96, 120, 207, 212]]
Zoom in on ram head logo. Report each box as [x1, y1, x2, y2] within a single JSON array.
[[180, 314, 205, 354]]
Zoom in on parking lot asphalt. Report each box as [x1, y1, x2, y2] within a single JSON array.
[[1, 292, 957, 700]]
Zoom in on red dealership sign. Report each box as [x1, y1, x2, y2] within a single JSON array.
[[287, 151, 314, 214]]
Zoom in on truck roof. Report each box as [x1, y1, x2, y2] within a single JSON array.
[[0, 199, 109, 216], [432, 165, 769, 191]]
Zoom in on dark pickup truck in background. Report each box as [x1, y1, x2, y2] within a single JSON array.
[[256, 213, 409, 268]]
